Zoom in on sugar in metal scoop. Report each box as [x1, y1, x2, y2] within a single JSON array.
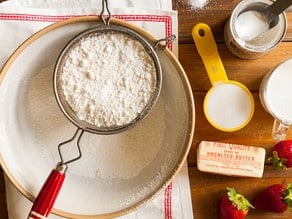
[[260, 0, 292, 29], [244, 0, 292, 43], [27, 0, 175, 217], [192, 23, 254, 132]]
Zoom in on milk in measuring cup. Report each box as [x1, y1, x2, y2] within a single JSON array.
[[264, 59, 292, 124], [260, 58, 292, 140]]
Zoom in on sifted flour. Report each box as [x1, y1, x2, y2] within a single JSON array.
[[28, 65, 166, 180], [60, 32, 157, 127]]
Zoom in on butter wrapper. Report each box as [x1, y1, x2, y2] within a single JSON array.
[[197, 141, 266, 178]]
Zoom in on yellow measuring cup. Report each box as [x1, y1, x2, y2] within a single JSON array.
[[192, 23, 254, 132]]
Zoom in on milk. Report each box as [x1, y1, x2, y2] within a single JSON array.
[[265, 59, 292, 125]]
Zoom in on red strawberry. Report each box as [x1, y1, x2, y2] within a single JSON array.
[[269, 140, 292, 169], [253, 184, 292, 213], [219, 187, 254, 219]]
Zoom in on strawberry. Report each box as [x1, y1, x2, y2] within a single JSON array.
[[253, 183, 292, 213], [268, 140, 292, 169], [219, 187, 254, 219]]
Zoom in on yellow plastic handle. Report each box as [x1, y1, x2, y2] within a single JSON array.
[[192, 23, 228, 86]]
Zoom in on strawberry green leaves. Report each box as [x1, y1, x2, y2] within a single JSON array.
[[219, 188, 254, 219], [227, 187, 254, 211], [269, 140, 292, 169]]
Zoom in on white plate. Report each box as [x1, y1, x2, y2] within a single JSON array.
[[0, 16, 194, 218]]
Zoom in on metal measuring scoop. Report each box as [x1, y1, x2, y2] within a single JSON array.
[[263, 0, 292, 29], [246, 0, 292, 44]]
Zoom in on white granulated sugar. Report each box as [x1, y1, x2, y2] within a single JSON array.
[[189, 0, 208, 9], [205, 83, 252, 129], [60, 32, 156, 127], [235, 10, 269, 41]]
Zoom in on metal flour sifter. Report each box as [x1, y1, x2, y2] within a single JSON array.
[[27, 0, 175, 218]]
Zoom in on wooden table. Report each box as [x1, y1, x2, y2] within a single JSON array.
[[173, 0, 292, 218], [1, 0, 292, 218]]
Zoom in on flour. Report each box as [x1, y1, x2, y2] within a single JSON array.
[[235, 10, 269, 41], [28, 65, 166, 180], [90, 98, 165, 179], [59, 32, 157, 127]]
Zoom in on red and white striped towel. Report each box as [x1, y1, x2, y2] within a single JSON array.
[[0, 1, 193, 218]]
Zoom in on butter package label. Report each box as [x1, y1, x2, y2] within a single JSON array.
[[197, 141, 266, 178]]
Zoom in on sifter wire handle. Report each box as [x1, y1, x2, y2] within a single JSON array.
[[100, 0, 111, 26]]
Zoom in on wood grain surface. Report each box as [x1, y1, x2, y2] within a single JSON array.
[[1, 0, 292, 218], [173, 0, 292, 218]]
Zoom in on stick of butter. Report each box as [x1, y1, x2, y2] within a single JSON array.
[[197, 141, 266, 178]]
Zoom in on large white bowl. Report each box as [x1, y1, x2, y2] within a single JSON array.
[[0, 17, 194, 218]]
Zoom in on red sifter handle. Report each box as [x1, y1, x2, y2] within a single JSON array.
[[27, 163, 67, 219]]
